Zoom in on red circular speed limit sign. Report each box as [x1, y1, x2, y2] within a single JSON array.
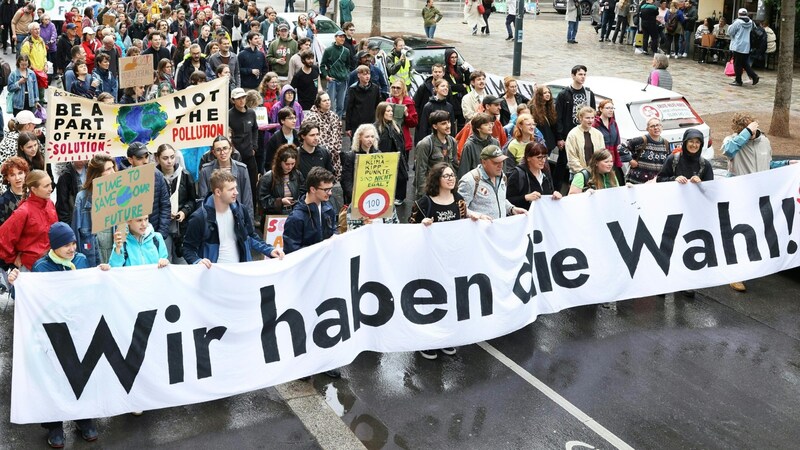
[[358, 188, 390, 219]]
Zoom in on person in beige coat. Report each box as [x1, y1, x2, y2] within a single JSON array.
[[565, 106, 607, 174]]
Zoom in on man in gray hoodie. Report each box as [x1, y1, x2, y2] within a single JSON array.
[[727, 8, 758, 87]]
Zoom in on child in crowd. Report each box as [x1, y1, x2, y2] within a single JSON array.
[[109, 216, 170, 268]]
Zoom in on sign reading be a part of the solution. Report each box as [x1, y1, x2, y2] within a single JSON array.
[[90, 164, 155, 233]]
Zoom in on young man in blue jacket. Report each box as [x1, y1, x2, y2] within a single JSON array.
[[183, 170, 284, 267], [283, 166, 338, 254]]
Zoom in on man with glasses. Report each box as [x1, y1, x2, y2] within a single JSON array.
[[199, 136, 255, 221], [283, 166, 337, 254], [176, 43, 209, 90], [342, 22, 357, 69], [457, 145, 526, 220], [183, 169, 284, 267]]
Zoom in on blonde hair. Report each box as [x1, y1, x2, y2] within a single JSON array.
[[24, 169, 49, 199], [575, 106, 595, 122], [351, 124, 378, 152], [512, 113, 535, 141]]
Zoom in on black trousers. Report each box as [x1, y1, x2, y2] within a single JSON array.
[[732, 51, 757, 83], [641, 22, 659, 54]]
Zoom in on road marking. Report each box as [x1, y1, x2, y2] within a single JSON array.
[[478, 342, 635, 450]]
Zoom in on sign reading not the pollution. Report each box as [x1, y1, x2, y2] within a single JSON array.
[[351, 152, 399, 219], [90, 164, 155, 233]]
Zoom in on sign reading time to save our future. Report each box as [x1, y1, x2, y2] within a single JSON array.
[[351, 152, 399, 219], [90, 163, 155, 233]]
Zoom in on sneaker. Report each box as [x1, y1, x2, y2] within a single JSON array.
[[729, 81, 743, 86], [76, 420, 98, 442], [441, 347, 457, 356], [324, 368, 341, 378], [419, 350, 438, 360], [681, 52, 688, 58], [752, 75, 759, 85], [730, 281, 746, 292], [393, 199, 403, 206], [670, 53, 676, 58], [505, 36, 513, 41], [131, 411, 144, 416], [47, 428, 65, 448]]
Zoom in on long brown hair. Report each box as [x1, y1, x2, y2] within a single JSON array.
[[588, 150, 619, 190], [271, 144, 299, 189], [17, 132, 44, 171], [82, 154, 115, 191], [530, 86, 556, 128]]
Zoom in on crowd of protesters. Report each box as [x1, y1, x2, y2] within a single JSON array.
[[0, 0, 796, 446]]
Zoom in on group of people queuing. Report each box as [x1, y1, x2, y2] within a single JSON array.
[[0, 0, 796, 445]]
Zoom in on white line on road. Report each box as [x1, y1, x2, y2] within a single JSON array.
[[478, 341, 635, 450]]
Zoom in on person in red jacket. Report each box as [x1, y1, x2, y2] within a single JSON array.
[[0, 169, 56, 270], [80, 26, 100, 73], [386, 81, 419, 153]]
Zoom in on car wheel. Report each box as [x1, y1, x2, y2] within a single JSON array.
[[580, 0, 592, 16]]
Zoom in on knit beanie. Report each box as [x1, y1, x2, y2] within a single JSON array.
[[49, 222, 77, 250]]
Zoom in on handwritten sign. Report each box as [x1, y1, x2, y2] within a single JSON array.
[[351, 152, 399, 219], [119, 54, 154, 89], [263, 215, 287, 248], [46, 77, 229, 163], [91, 164, 155, 233]]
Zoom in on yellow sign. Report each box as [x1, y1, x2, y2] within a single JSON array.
[[91, 164, 156, 233], [351, 152, 399, 219]]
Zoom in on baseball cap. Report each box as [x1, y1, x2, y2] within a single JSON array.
[[15, 110, 42, 125], [66, 23, 77, 30], [481, 95, 502, 106], [355, 50, 370, 60], [367, 41, 381, 50], [84, 26, 95, 34], [480, 145, 508, 161], [126, 142, 149, 158], [231, 88, 247, 99], [738, 8, 748, 16], [334, 30, 346, 37], [277, 23, 289, 31]]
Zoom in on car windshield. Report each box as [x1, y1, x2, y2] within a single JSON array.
[[628, 98, 704, 131], [314, 19, 340, 33], [410, 48, 459, 73]]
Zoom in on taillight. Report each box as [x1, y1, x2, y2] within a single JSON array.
[[708, 136, 713, 147]]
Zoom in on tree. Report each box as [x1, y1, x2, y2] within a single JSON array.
[[371, 0, 381, 35], [769, 0, 795, 137]]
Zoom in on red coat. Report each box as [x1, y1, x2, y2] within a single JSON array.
[[387, 95, 419, 151], [0, 195, 57, 270], [81, 39, 101, 73]]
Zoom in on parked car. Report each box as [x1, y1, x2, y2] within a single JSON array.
[[277, 12, 342, 58], [366, 35, 468, 75], [554, 0, 595, 16], [546, 76, 714, 160]]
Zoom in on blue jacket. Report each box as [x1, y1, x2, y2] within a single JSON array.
[[72, 189, 103, 267], [728, 17, 753, 53], [237, 46, 268, 89], [93, 67, 118, 99], [182, 194, 276, 264], [7, 68, 39, 110], [108, 224, 168, 267], [32, 252, 90, 272], [346, 64, 389, 100], [283, 194, 337, 254]]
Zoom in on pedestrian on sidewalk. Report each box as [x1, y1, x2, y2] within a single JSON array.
[[422, 0, 443, 39], [465, 0, 482, 35], [480, 0, 494, 35], [505, 0, 517, 41], [727, 8, 758, 87], [565, 0, 580, 43]]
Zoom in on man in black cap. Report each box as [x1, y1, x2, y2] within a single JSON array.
[[267, 23, 297, 77], [346, 50, 389, 98], [55, 23, 80, 75], [126, 142, 173, 242]]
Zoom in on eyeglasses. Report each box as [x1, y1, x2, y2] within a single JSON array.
[[390, 86, 402, 90], [534, 155, 547, 160], [604, 106, 615, 110], [315, 187, 333, 193], [213, 146, 230, 153], [441, 173, 455, 179], [648, 124, 663, 128]]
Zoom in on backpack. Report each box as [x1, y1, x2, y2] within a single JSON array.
[[749, 24, 767, 54], [0, 60, 11, 93], [666, 12, 679, 34], [671, 152, 706, 178], [578, 169, 592, 192], [468, 168, 506, 199], [121, 236, 161, 266]]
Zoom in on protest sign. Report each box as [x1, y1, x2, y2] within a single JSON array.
[[264, 216, 288, 248], [351, 152, 399, 219], [45, 77, 229, 163], [11, 165, 800, 423], [119, 55, 154, 89], [36, 0, 91, 20], [90, 164, 155, 233]]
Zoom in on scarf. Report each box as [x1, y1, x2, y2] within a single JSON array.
[[48, 250, 76, 270]]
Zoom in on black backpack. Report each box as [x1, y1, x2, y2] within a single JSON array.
[[666, 12, 679, 33], [749, 23, 767, 54]]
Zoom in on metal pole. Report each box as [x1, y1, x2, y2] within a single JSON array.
[[512, 0, 526, 76]]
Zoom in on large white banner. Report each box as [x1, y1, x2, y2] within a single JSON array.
[[11, 165, 800, 423]]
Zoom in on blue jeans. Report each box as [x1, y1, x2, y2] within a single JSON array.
[[14, 33, 27, 54], [567, 21, 579, 42], [505, 14, 515, 38], [424, 25, 436, 38], [679, 29, 691, 54], [327, 79, 346, 117]]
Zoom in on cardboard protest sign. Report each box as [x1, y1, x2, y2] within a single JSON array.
[[90, 163, 155, 233], [351, 152, 399, 219], [102, 13, 117, 27], [45, 77, 229, 163], [119, 54, 154, 88], [263, 216, 288, 248]]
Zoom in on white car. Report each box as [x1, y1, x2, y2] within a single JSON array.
[[277, 12, 341, 59], [546, 77, 714, 161]]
